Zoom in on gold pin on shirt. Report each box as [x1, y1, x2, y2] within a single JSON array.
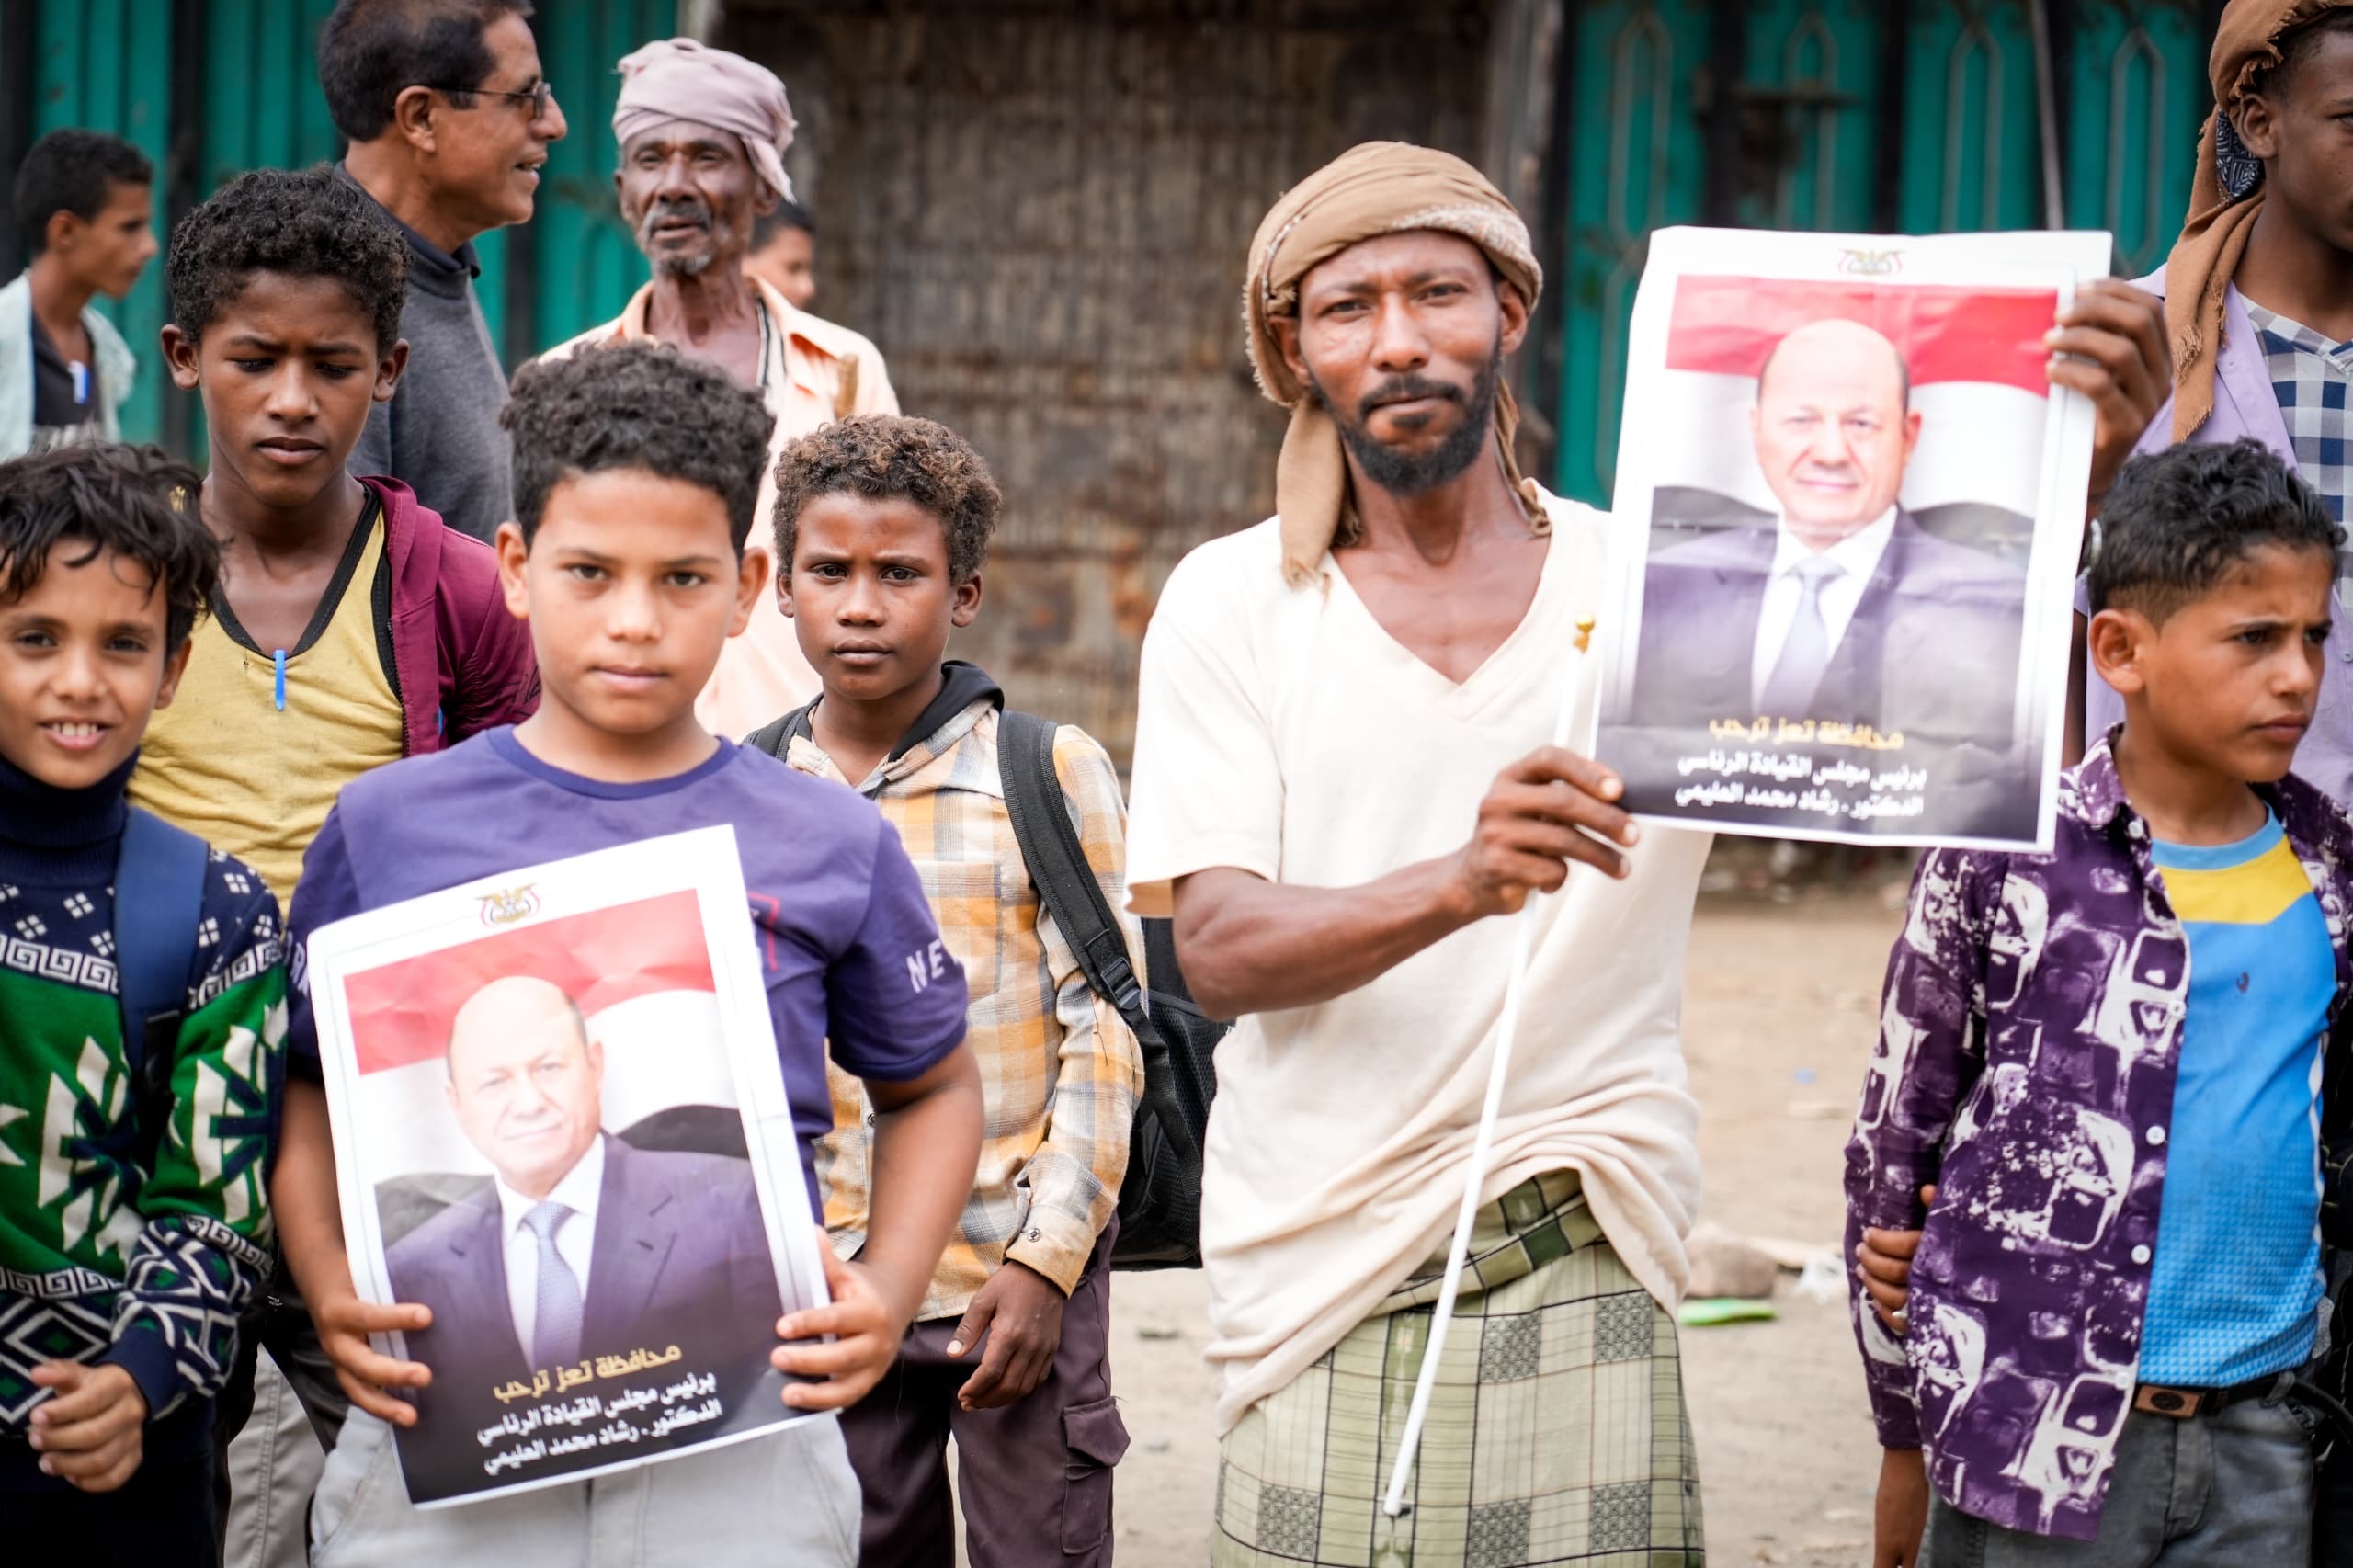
[[1574, 615, 1597, 653]]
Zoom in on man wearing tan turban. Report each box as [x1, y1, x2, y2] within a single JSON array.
[[1125, 141, 2171, 1568], [538, 38, 898, 742], [2075, 1, 2353, 810]]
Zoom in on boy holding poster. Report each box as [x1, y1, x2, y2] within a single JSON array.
[[271, 343, 983, 1565], [0, 444, 284, 1560], [1847, 439, 2352, 1565]]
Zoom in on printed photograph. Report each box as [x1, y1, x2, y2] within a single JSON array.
[[1597, 230, 2102, 849], [307, 834, 819, 1506]]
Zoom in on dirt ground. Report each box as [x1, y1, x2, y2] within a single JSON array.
[[1088, 886, 1907, 1567]]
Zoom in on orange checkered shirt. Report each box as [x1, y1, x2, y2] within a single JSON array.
[[788, 700, 1143, 1318]]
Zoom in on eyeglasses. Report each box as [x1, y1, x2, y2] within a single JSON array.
[[427, 81, 554, 119]]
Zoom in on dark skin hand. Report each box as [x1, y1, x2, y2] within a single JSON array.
[[1174, 747, 1639, 1021], [1855, 1184, 1936, 1334], [946, 1258, 1066, 1410], [2049, 278, 2171, 508], [25, 1361, 149, 1491]]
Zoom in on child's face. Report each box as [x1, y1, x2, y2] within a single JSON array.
[[496, 470, 764, 743], [0, 541, 189, 790], [163, 274, 404, 516], [782, 494, 980, 704], [2094, 541, 2336, 785], [52, 178, 157, 302]]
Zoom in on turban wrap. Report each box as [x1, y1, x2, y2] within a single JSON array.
[[2164, 0, 2353, 441], [1245, 142, 1544, 585], [612, 38, 797, 202]]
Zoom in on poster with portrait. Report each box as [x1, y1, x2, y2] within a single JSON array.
[[1594, 226, 2108, 850], [304, 826, 826, 1507]]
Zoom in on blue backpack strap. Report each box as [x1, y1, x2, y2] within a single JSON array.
[[114, 807, 210, 1168]]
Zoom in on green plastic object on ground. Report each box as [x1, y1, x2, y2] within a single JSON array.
[[1677, 1297, 1779, 1327]]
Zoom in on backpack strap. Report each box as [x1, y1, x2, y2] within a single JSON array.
[[113, 808, 210, 1169], [745, 699, 818, 761], [995, 710, 1151, 1041]]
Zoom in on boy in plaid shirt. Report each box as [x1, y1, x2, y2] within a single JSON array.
[[756, 415, 1142, 1567]]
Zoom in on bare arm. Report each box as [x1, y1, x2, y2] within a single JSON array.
[[1172, 747, 1640, 1020], [273, 1079, 434, 1426], [772, 1043, 983, 1410]]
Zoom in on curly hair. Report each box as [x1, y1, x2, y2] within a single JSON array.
[[165, 165, 409, 353], [12, 130, 153, 256], [0, 444, 218, 652], [2088, 437, 2343, 623], [771, 415, 1001, 583], [503, 343, 776, 550]]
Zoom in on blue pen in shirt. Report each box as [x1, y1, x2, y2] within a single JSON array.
[[274, 649, 287, 711]]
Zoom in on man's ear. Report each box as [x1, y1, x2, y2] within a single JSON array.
[[1497, 279, 1531, 358], [160, 324, 202, 392], [42, 209, 85, 258], [391, 85, 440, 153], [1270, 315, 1309, 394], [751, 184, 781, 220], [951, 572, 983, 629], [731, 544, 771, 639], [2234, 96, 2280, 162], [494, 520, 532, 620], [377, 339, 411, 403], [2086, 606, 2153, 699]]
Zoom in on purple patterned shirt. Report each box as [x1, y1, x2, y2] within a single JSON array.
[[1844, 734, 2353, 1540]]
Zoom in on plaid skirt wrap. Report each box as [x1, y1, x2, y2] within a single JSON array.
[[1213, 1170, 1705, 1567]]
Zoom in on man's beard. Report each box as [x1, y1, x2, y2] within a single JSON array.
[[1313, 343, 1503, 499], [636, 198, 729, 278]]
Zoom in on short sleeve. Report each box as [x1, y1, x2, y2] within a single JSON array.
[[1125, 542, 1284, 917], [824, 817, 969, 1082], [284, 806, 363, 1083]]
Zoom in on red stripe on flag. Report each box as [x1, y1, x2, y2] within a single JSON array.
[[343, 889, 716, 1075], [1665, 277, 2059, 395]]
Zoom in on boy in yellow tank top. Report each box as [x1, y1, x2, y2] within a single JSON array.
[[132, 166, 537, 915], [127, 165, 539, 1557]]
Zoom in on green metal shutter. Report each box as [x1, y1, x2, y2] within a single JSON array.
[[31, 0, 174, 444]]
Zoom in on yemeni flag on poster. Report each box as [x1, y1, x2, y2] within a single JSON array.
[[341, 891, 744, 1167]]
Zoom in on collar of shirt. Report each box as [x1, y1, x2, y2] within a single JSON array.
[[612, 277, 839, 417], [494, 1131, 607, 1241], [333, 165, 481, 279], [2244, 299, 2353, 368], [1769, 505, 1899, 582]]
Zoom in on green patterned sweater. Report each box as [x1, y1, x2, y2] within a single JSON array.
[[0, 755, 282, 1454]]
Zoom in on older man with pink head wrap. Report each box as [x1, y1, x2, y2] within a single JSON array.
[[538, 37, 898, 741]]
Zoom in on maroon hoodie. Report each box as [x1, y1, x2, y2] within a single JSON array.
[[366, 475, 539, 752]]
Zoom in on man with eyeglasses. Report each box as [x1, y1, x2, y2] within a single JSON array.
[[319, 0, 568, 544]]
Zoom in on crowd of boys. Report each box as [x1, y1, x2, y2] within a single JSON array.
[[10, 0, 2353, 1566]]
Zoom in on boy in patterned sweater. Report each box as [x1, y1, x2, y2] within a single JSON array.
[[0, 443, 283, 1562]]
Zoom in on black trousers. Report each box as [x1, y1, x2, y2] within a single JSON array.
[[16, 1401, 216, 1567]]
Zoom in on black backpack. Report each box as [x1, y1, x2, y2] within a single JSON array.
[[747, 704, 1222, 1269]]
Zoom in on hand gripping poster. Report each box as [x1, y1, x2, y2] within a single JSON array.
[[1595, 227, 2106, 850], [304, 826, 826, 1506]]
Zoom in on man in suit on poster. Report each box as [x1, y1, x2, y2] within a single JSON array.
[[1629, 317, 2028, 745], [380, 975, 785, 1500]]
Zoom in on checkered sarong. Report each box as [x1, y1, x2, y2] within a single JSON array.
[[1213, 1170, 1704, 1566]]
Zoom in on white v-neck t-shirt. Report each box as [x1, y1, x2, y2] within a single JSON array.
[[1126, 488, 1711, 1434]]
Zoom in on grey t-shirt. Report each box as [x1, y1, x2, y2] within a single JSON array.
[[340, 166, 514, 543]]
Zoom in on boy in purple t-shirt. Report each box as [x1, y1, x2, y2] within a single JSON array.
[[270, 343, 983, 1568]]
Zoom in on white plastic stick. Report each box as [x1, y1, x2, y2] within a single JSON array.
[[1380, 622, 1592, 1518]]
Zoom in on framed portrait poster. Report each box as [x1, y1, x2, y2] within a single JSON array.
[[304, 826, 827, 1506], [1595, 226, 2109, 851]]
